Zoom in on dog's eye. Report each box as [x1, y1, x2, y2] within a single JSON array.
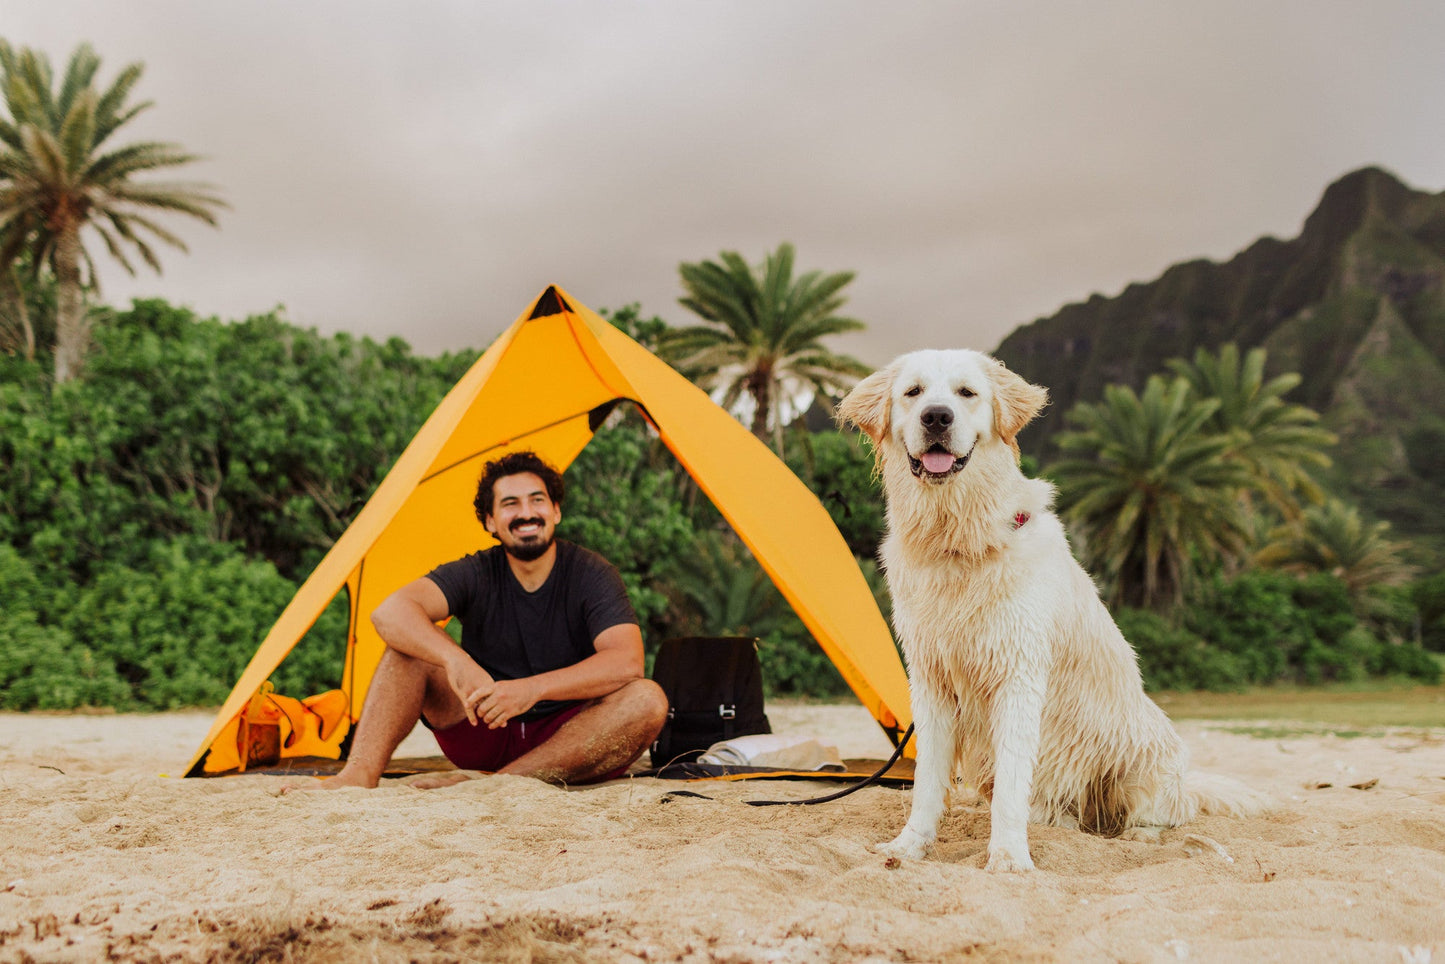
[[904, 386, 922, 398], [957, 386, 976, 398]]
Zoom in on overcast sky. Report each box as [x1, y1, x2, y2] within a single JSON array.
[[5, 1, 1444, 365]]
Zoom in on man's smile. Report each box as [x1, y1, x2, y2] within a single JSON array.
[[511, 518, 546, 537]]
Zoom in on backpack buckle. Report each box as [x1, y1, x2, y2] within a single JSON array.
[[719, 704, 736, 719]]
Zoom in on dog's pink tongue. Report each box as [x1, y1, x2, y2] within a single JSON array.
[[920, 451, 955, 473]]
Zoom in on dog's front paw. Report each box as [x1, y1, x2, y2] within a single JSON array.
[[985, 845, 1034, 873], [869, 827, 933, 860]]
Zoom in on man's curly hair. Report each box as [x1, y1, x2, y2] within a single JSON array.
[[473, 450, 565, 522]]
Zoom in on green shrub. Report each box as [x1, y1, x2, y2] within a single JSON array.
[[786, 430, 884, 559], [1412, 572, 1445, 653], [1366, 636, 1442, 681], [758, 613, 849, 698], [1116, 607, 1246, 691], [1183, 570, 1299, 682], [269, 590, 351, 698], [0, 617, 132, 710], [61, 537, 320, 708], [0, 544, 130, 709], [1182, 570, 1438, 685]]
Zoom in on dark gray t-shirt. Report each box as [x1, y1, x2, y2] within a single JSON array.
[[426, 540, 637, 721]]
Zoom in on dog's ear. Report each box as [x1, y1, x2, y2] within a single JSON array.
[[836, 364, 895, 445], [986, 356, 1048, 452]]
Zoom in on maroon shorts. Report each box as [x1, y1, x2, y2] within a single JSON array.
[[427, 702, 636, 784]]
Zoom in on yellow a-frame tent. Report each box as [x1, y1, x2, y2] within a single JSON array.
[[186, 286, 910, 777]]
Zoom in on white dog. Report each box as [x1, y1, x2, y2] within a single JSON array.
[[838, 349, 1260, 873]]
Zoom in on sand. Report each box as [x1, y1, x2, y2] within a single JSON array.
[[2, 704, 1443, 963]]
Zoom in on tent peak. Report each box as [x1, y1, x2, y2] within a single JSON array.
[[528, 286, 573, 320]]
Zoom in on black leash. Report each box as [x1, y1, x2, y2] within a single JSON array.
[[658, 723, 915, 807]]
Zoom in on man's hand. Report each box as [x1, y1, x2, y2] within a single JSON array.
[[467, 678, 542, 729], [443, 651, 495, 725]]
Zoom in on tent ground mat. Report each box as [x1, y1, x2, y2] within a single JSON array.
[[640, 758, 913, 785], [199, 755, 914, 785], [195, 755, 460, 779]]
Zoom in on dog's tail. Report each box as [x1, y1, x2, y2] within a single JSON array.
[[1185, 770, 1269, 818]]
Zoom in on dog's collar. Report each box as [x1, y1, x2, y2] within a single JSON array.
[[1012, 512, 1030, 530]]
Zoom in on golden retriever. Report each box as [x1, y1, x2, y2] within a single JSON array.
[[838, 349, 1261, 872]]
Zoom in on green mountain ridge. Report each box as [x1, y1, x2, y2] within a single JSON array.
[[993, 166, 1445, 563]]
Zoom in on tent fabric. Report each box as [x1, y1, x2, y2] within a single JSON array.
[[186, 286, 911, 777]]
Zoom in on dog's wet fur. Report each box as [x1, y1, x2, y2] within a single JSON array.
[[838, 349, 1263, 872]]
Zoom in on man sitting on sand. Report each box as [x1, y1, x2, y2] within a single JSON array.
[[299, 450, 668, 790]]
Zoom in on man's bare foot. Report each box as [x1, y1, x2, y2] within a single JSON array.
[[278, 768, 380, 794], [405, 771, 474, 790]]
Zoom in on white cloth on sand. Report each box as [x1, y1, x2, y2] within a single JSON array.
[[698, 733, 846, 771]]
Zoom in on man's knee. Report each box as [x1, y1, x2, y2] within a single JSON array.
[[375, 647, 461, 720], [377, 645, 420, 671], [611, 678, 669, 729], [376, 647, 440, 686]]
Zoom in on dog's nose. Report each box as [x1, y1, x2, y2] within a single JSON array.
[[920, 406, 954, 432]]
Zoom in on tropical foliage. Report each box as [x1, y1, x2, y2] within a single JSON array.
[[1050, 374, 1255, 609], [0, 40, 224, 381], [663, 242, 870, 452], [1166, 343, 1335, 517], [1049, 344, 1377, 614], [1120, 570, 1438, 691], [1412, 573, 1445, 654], [0, 300, 466, 708], [1, 292, 1439, 708], [1255, 498, 1417, 598], [1048, 343, 1433, 684]]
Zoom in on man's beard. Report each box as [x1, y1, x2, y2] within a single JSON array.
[[503, 518, 554, 562]]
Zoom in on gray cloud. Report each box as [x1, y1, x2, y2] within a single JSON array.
[[5, 1, 1443, 365]]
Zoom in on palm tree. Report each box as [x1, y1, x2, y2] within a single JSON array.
[[1166, 344, 1335, 518], [1254, 498, 1416, 598], [0, 41, 225, 382], [663, 242, 870, 452], [1050, 375, 1255, 610]]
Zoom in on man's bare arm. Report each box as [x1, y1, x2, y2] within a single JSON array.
[[468, 623, 644, 729], [370, 578, 495, 724]]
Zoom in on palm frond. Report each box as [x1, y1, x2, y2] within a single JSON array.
[[779, 314, 866, 350], [13, 48, 55, 127], [759, 242, 795, 319], [91, 220, 137, 275], [113, 211, 190, 253], [18, 125, 67, 185], [106, 213, 166, 271], [785, 268, 854, 322], [93, 63, 146, 145], [86, 141, 200, 182], [58, 87, 97, 175], [0, 115, 20, 151], [55, 43, 101, 121], [100, 182, 226, 224]]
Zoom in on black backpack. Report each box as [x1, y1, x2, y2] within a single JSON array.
[[649, 636, 771, 767]]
